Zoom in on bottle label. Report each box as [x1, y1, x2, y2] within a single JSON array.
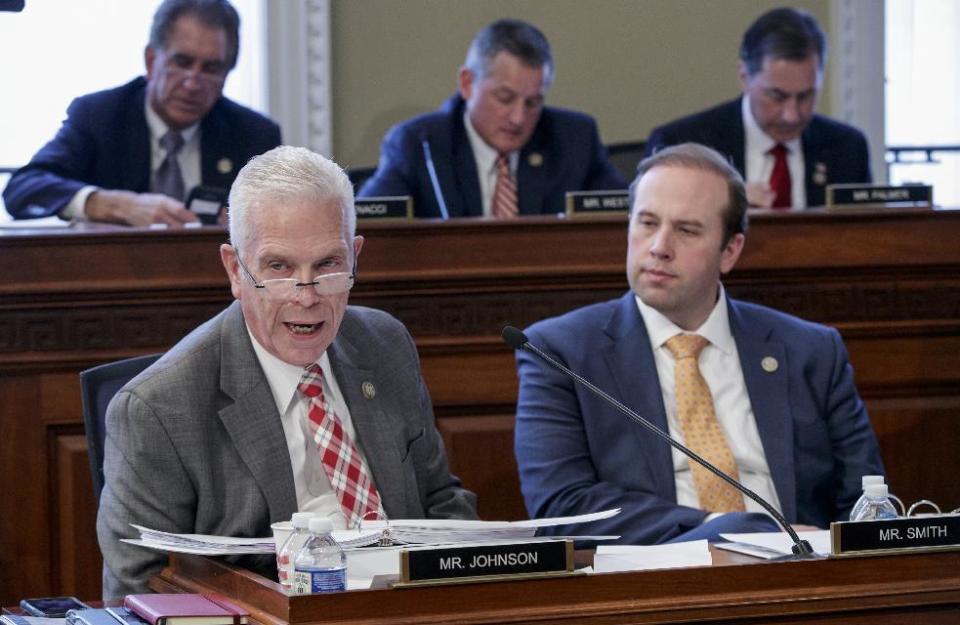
[[292, 566, 347, 594]]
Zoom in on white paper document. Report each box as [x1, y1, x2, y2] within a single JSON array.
[[717, 530, 831, 559], [593, 540, 712, 573], [124, 508, 623, 555]]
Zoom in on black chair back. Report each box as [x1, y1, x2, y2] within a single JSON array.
[[79, 354, 161, 503]]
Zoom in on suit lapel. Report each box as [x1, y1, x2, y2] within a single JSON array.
[[601, 293, 677, 500], [724, 100, 747, 176], [801, 121, 827, 207], [217, 303, 299, 523], [517, 128, 548, 215], [326, 317, 408, 518], [199, 100, 238, 189], [126, 80, 151, 193], [728, 300, 797, 521]]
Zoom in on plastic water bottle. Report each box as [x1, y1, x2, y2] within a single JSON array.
[[277, 512, 316, 590], [292, 516, 347, 594], [849, 475, 886, 521], [851, 483, 899, 521]]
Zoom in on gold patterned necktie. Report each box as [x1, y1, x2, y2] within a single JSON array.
[[665, 333, 746, 513], [492, 154, 519, 218]]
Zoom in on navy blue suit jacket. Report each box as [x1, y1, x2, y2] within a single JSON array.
[[514, 292, 884, 544], [358, 94, 626, 218], [4, 77, 282, 219], [644, 98, 871, 207]]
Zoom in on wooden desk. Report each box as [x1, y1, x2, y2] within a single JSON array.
[[2, 209, 959, 604], [152, 549, 960, 624]]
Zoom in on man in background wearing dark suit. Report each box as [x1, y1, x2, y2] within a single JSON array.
[[644, 7, 870, 209], [3, 0, 281, 226], [359, 18, 625, 218]]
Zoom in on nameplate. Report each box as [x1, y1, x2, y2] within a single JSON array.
[[565, 190, 630, 216], [355, 196, 413, 220], [397, 539, 574, 586], [826, 184, 933, 209], [830, 513, 960, 556]]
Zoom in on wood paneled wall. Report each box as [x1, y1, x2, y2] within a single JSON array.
[[1, 209, 958, 603]]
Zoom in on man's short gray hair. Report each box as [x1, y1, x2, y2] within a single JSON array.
[[228, 146, 356, 254], [463, 19, 554, 87]]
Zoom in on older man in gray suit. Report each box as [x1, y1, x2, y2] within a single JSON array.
[[97, 146, 477, 598]]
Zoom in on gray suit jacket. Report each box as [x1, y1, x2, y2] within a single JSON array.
[[96, 302, 477, 598]]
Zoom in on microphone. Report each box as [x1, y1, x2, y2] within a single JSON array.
[[421, 139, 450, 220], [502, 325, 817, 558], [185, 185, 227, 225]]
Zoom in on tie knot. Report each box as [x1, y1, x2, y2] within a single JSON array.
[[298, 363, 324, 398], [495, 154, 511, 175], [161, 130, 184, 155], [769, 143, 788, 158], [665, 333, 709, 360]]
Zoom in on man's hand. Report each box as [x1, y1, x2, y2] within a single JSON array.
[[745, 181, 776, 209], [85, 189, 200, 227]]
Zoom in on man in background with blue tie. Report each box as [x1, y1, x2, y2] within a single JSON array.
[[3, 0, 280, 226], [643, 7, 870, 209]]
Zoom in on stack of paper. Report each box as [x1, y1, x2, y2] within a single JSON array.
[[124, 509, 622, 555], [716, 530, 831, 559]]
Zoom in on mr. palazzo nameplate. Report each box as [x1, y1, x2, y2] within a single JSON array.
[[398, 540, 574, 586], [831, 513, 960, 556]]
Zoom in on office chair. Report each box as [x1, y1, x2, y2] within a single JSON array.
[[606, 140, 647, 181], [79, 353, 161, 503]]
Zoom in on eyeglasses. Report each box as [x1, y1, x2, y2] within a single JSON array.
[[162, 54, 228, 88], [235, 252, 356, 301]]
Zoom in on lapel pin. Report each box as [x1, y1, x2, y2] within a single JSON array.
[[362, 381, 376, 399], [217, 157, 233, 175], [813, 162, 827, 186], [761, 356, 779, 373], [527, 152, 543, 167]]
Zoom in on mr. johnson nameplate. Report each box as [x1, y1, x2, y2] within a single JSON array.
[[398, 539, 574, 586]]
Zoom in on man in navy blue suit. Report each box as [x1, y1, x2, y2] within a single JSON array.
[[358, 19, 625, 218], [3, 0, 281, 226], [513, 143, 884, 544], [644, 7, 870, 209]]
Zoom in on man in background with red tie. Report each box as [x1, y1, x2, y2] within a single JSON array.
[[97, 146, 476, 598], [512, 143, 883, 545], [359, 19, 626, 218], [3, 0, 281, 226], [643, 7, 871, 209]]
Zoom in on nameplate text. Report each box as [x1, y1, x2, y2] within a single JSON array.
[[831, 513, 960, 556], [399, 540, 573, 586], [565, 190, 630, 216], [355, 196, 413, 220]]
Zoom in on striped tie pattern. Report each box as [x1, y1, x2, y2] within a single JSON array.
[[298, 364, 383, 527], [492, 154, 519, 218], [665, 334, 746, 513]]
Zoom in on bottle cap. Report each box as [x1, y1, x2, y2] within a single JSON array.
[[865, 483, 889, 497], [308, 516, 335, 534], [861, 475, 884, 488], [291, 512, 316, 529]]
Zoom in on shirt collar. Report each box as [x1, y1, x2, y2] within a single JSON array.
[[462, 110, 518, 175], [741, 94, 802, 155], [635, 284, 736, 356], [144, 96, 200, 146], [246, 324, 332, 415]]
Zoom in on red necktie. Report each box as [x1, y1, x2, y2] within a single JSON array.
[[298, 364, 383, 527], [492, 154, 519, 218], [768, 143, 791, 209]]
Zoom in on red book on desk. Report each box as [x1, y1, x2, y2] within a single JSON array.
[[123, 594, 248, 625]]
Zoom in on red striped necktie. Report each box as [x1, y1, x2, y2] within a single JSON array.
[[492, 154, 519, 218]]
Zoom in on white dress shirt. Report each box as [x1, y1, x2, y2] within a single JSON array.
[[248, 328, 375, 529], [635, 286, 782, 515], [60, 99, 201, 220], [463, 111, 519, 217], [741, 95, 806, 209]]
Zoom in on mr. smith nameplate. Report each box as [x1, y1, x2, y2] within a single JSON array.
[[831, 513, 960, 556], [355, 196, 413, 220], [826, 184, 932, 209], [565, 190, 630, 216], [398, 539, 574, 586]]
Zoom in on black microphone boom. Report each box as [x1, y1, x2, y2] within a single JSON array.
[[502, 325, 816, 558]]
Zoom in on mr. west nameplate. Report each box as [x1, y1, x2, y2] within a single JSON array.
[[398, 539, 574, 586], [355, 196, 413, 220], [565, 190, 630, 216], [831, 513, 960, 556], [826, 184, 933, 208]]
